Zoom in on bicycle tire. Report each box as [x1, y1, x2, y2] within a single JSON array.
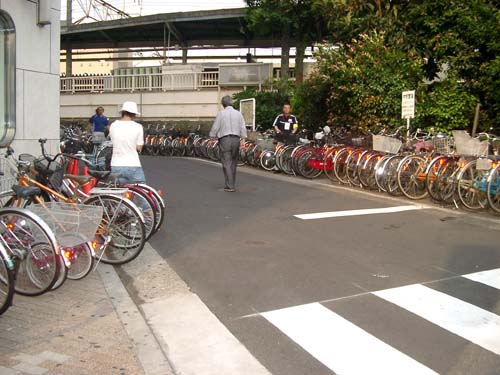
[[333, 148, 350, 184], [84, 194, 146, 265], [0, 208, 60, 296], [135, 183, 165, 233], [0, 244, 14, 315], [359, 152, 382, 189], [125, 186, 157, 241], [50, 254, 68, 291], [457, 159, 489, 210], [397, 155, 429, 200], [384, 155, 405, 196], [487, 163, 500, 213], [67, 243, 94, 280]]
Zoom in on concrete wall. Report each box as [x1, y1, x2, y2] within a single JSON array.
[[0, 0, 60, 155], [60, 88, 241, 122]]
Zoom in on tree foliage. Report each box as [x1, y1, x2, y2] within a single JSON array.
[[243, 0, 500, 131]]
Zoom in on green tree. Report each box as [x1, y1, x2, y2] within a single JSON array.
[[314, 31, 424, 131], [245, 0, 324, 83]]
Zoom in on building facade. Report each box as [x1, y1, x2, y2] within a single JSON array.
[[0, 0, 60, 155]]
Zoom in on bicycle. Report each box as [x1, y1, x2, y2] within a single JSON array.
[[2, 142, 146, 265]]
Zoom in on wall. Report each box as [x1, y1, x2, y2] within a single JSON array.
[[0, 0, 60, 155], [60, 88, 240, 122]]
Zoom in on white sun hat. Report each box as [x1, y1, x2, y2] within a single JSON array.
[[119, 101, 141, 115]]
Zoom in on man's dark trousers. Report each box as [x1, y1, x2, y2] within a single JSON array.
[[219, 135, 240, 189]]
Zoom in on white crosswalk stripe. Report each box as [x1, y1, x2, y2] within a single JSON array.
[[374, 284, 500, 356], [463, 268, 500, 290], [261, 268, 500, 375], [262, 303, 438, 375]]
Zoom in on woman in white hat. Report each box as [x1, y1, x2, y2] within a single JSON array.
[[109, 101, 146, 183]]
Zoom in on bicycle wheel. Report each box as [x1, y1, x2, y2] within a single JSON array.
[[457, 160, 489, 210], [260, 150, 276, 171], [373, 154, 392, 192], [0, 244, 14, 315], [297, 151, 323, 179], [426, 156, 449, 201], [384, 155, 405, 196], [333, 148, 350, 184], [0, 209, 60, 296], [279, 146, 295, 175], [51, 254, 68, 291], [397, 155, 429, 200], [67, 243, 94, 280], [135, 183, 165, 233], [323, 148, 338, 182], [84, 194, 146, 265], [96, 145, 112, 171], [487, 163, 500, 213], [123, 188, 156, 241], [346, 149, 365, 186], [359, 153, 382, 189]]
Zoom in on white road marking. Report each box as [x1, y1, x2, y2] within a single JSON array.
[[463, 268, 500, 290], [374, 284, 500, 355], [294, 205, 426, 220], [262, 303, 438, 375]]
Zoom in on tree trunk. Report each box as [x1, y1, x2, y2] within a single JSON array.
[[280, 23, 291, 80], [295, 40, 306, 85]]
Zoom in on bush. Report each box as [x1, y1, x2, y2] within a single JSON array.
[[314, 32, 425, 133], [418, 75, 478, 133], [232, 86, 292, 130], [292, 73, 331, 131]]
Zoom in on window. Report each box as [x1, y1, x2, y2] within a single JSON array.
[[0, 11, 15, 147]]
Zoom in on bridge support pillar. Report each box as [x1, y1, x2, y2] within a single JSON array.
[[182, 48, 188, 64], [66, 48, 72, 76]]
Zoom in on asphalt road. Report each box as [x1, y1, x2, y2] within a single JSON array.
[[143, 156, 500, 375]]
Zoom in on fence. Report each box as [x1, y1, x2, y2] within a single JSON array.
[[60, 71, 220, 93]]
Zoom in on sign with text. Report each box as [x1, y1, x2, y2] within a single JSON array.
[[401, 90, 415, 119], [240, 98, 256, 131]]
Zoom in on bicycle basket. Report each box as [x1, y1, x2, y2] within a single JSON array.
[[432, 136, 453, 155], [372, 135, 402, 154], [452, 130, 489, 157], [256, 138, 275, 150], [30, 202, 103, 247], [33, 157, 67, 189]]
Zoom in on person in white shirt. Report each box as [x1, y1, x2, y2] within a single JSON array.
[[109, 101, 145, 183]]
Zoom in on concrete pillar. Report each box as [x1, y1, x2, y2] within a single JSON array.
[[182, 48, 188, 64], [66, 48, 73, 76]]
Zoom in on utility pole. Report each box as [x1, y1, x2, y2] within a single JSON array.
[[66, 0, 73, 77]]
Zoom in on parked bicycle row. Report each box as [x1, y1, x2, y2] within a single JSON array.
[[0, 139, 165, 316], [141, 125, 500, 215]]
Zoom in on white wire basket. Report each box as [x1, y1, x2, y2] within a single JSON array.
[[372, 135, 402, 154], [432, 136, 453, 155], [29, 202, 103, 247], [452, 130, 489, 157], [0, 155, 17, 194], [256, 138, 275, 150]]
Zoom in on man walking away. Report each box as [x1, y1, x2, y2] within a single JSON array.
[[88, 106, 109, 144], [210, 95, 247, 192]]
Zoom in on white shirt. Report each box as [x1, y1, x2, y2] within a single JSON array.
[[209, 106, 247, 139], [109, 120, 144, 167]]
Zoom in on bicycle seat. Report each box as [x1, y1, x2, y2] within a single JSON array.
[[12, 185, 41, 198], [87, 169, 111, 180], [63, 174, 93, 186]]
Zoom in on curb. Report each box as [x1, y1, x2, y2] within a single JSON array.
[[98, 264, 176, 375]]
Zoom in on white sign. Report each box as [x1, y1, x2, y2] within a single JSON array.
[[401, 90, 415, 119], [240, 98, 256, 131]]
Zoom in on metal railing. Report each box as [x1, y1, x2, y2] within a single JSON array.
[[60, 71, 219, 93]]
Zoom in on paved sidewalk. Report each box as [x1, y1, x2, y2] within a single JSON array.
[[0, 272, 145, 375]]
